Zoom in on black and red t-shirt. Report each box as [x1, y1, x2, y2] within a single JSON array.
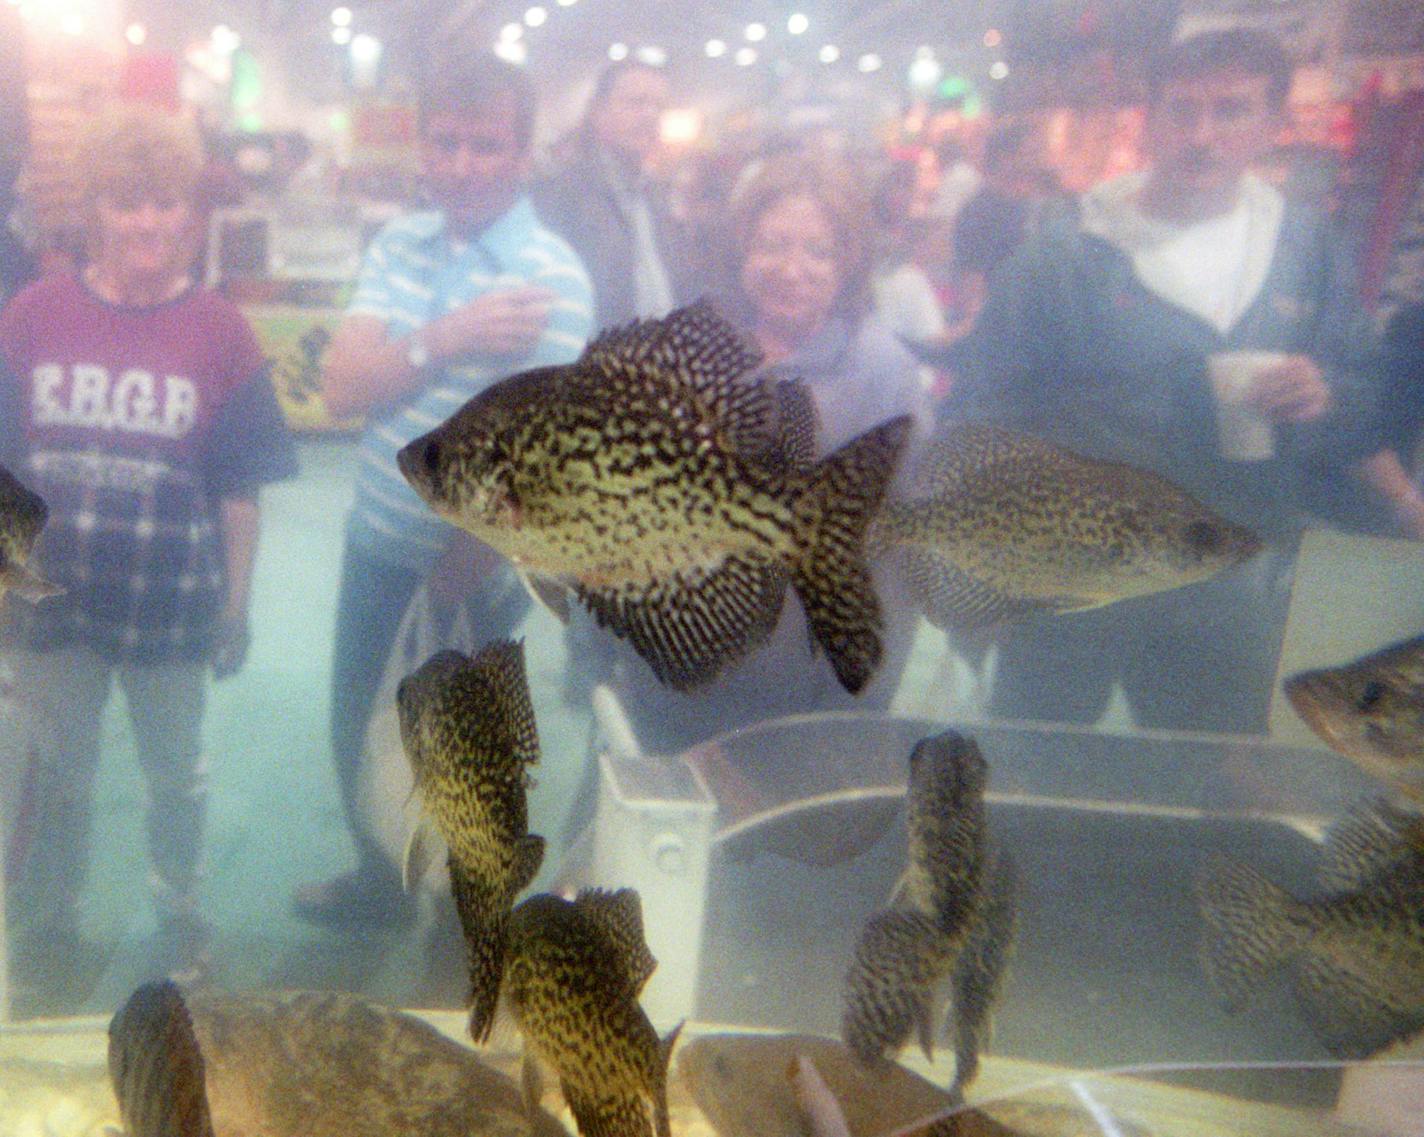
[[0, 273, 297, 661]]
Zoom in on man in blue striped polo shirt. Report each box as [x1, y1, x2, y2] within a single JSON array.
[[294, 52, 594, 928]]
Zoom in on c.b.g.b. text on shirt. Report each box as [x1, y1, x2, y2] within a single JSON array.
[[30, 363, 199, 439]]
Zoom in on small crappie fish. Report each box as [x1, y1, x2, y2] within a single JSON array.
[[901, 731, 991, 925], [679, 1033, 1154, 1137], [872, 426, 1261, 631], [0, 461, 61, 603], [845, 731, 1013, 1094], [397, 300, 912, 694], [503, 888, 677, 1137], [107, 980, 215, 1137], [1196, 799, 1424, 1059], [1284, 633, 1424, 803], [397, 640, 545, 1044]]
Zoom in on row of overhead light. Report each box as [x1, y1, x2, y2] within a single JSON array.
[[493, 0, 579, 65], [329, 7, 383, 66], [695, 13, 868, 72], [486, 3, 1007, 84]]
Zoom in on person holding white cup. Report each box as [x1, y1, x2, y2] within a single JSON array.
[[949, 27, 1388, 735]]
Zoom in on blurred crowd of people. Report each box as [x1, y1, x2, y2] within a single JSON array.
[[2, 23, 1424, 987]]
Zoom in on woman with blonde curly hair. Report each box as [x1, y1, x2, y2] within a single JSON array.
[[0, 104, 296, 999], [581, 148, 931, 758]]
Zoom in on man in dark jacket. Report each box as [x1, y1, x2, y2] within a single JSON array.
[[531, 61, 700, 328], [951, 28, 1385, 733]]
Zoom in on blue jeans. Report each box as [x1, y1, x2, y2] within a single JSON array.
[[328, 540, 528, 887], [10, 645, 208, 933]]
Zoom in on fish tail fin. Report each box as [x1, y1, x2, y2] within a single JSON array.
[[790, 415, 914, 694], [108, 979, 216, 1137], [1195, 853, 1313, 1012]]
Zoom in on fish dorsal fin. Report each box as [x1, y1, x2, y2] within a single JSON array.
[[468, 639, 540, 769], [448, 859, 511, 1045], [1319, 798, 1424, 891], [582, 300, 777, 453], [751, 377, 820, 474], [575, 886, 657, 994], [911, 424, 1042, 496]]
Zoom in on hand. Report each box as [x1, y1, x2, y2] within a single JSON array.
[[1394, 493, 1424, 542], [212, 613, 251, 680], [427, 286, 554, 361], [1244, 355, 1332, 424]]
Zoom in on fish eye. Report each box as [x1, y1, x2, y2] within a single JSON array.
[[1357, 681, 1385, 711], [1184, 520, 1223, 555], [421, 438, 442, 473]]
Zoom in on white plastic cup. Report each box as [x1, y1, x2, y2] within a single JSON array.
[[1207, 351, 1285, 462]]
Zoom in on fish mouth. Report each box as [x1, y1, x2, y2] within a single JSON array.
[[1283, 673, 1344, 747], [397, 436, 439, 503]]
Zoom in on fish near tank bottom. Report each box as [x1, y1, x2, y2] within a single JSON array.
[[585, 704, 1413, 1112]]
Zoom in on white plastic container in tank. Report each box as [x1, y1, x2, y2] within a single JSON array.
[[588, 685, 717, 1026]]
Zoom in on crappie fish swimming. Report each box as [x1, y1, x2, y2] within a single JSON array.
[[397, 300, 912, 694], [0, 461, 61, 603], [872, 426, 1261, 630], [503, 888, 679, 1137], [1284, 633, 1424, 803], [843, 731, 1015, 1094], [1196, 798, 1424, 1059], [107, 984, 566, 1137], [397, 639, 544, 1043]]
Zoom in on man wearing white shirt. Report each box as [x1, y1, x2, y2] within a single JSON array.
[[952, 28, 1383, 732]]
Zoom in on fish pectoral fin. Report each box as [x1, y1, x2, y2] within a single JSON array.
[[401, 818, 441, 892], [577, 557, 787, 691], [562, 1082, 650, 1137], [519, 569, 572, 624], [898, 549, 1044, 633], [1293, 954, 1424, 1060], [1, 562, 63, 602]]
